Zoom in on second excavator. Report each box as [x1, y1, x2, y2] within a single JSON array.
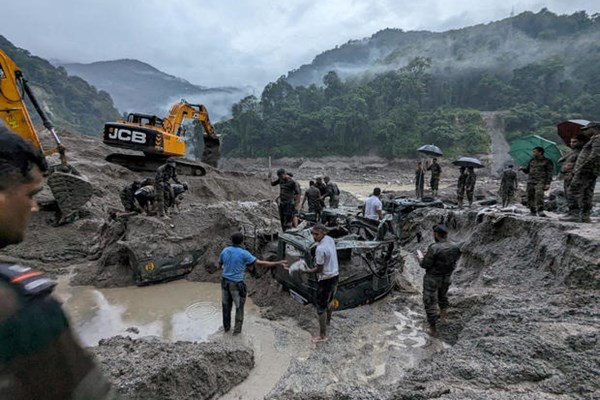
[[0, 49, 93, 224], [103, 100, 220, 175]]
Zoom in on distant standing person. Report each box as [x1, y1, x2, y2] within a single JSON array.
[[561, 122, 600, 223], [270, 168, 301, 231], [323, 176, 340, 208], [415, 161, 425, 199], [520, 146, 553, 217], [558, 136, 585, 214], [220, 232, 287, 334], [499, 164, 518, 208], [427, 158, 442, 197], [302, 180, 324, 222], [155, 158, 181, 217], [456, 167, 466, 208], [314, 176, 327, 208], [416, 224, 462, 335], [364, 187, 383, 220], [302, 224, 339, 343], [464, 167, 477, 207]]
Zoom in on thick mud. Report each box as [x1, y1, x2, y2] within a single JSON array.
[[1, 129, 598, 399]]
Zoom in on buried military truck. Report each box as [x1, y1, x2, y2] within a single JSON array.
[[272, 229, 401, 310]]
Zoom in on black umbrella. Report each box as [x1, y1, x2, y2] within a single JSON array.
[[452, 156, 484, 168], [417, 144, 443, 157]]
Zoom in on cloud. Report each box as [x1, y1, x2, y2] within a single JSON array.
[[2, 0, 599, 89]]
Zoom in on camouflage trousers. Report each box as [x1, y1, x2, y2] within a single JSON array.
[[154, 182, 165, 215], [526, 182, 545, 212], [430, 177, 440, 191], [329, 196, 340, 208], [422, 273, 451, 326], [500, 187, 516, 207], [458, 187, 474, 205], [567, 172, 597, 217]]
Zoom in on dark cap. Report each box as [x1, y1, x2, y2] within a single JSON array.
[[581, 121, 600, 130], [433, 224, 448, 235], [276, 168, 286, 176]]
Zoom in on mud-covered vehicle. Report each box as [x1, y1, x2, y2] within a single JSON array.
[[130, 249, 204, 285], [273, 230, 400, 310]]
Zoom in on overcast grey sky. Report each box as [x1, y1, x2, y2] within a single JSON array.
[[2, 1, 598, 89]]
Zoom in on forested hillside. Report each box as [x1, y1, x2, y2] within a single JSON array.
[[218, 9, 600, 158], [0, 36, 120, 135]]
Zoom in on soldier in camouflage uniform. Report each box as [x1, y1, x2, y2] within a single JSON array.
[[520, 146, 554, 217], [427, 158, 442, 197], [415, 161, 425, 199], [0, 127, 117, 400], [499, 165, 518, 208], [270, 168, 301, 230], [154, 158, 181, 217], [456, 167, 466, 208], [119, 180, 142, 212], [417, 224, 462, 334], [558, 136, 585, 214], [323, 176, 340, 208], [465, 167, 477, 207], [561, 122, 600, 223]]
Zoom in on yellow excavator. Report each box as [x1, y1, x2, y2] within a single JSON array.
[[103, 100, 220, 175], [0, 49, 93, 223]]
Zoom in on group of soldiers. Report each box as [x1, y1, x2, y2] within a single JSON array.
[[500, 121, 599, 222], [270, 168, 340, 230], [119, 158, 188, 217]]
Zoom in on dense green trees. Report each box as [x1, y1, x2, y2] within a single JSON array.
[[219, 10, 599, 158]]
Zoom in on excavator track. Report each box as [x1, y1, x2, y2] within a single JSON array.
[[47, 170, 93, 218], [105, 153, 207, 176]]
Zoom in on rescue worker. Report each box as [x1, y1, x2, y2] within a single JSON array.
[[219, 232, 287, 334], [520, 146, 553, 217], [415, 161, 425, 199], [456, 167, 466, 208], [314, 176, 327, 208], [0, 127, 117, 399], [364, 187, 383, 220], [119, 180, 142, 212], [134, 183, 155, 214], [465, 166, 477, 207], [558, 135, 586, 214], [561, 122, 600, 223], [499, 164, 518, 208], [416, 224, 462, 335], [270, 168, 301, 231], [302, 224, 339, 343], [302, 180, 323, 222], [427, 158, 442, 197], [154, 158, 181, 217], [323, 176, 340, 208]]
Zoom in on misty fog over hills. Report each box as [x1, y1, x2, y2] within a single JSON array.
[[60, 59, 251, 121], [286, 9, 599, 86]]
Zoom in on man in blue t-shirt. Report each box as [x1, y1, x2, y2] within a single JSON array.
[[219, 232, 287, 334]]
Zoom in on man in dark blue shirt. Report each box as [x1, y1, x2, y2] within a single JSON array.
[[219, 232, 287, 334]]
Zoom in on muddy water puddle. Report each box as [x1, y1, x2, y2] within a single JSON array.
[[55, 278, 310, 400]]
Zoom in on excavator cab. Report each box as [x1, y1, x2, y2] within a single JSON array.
[[0, 49, 93, 224]]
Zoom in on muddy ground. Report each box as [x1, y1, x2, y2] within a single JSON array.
[[1, 128, 599, 399]]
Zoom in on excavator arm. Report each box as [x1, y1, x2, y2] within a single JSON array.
[[163, 101, 220, 167], [0, 49, 92, 223]]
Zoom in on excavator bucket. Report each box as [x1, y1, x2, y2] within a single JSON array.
[[47, 169, 93, 223], [201, 135, 220, 168]]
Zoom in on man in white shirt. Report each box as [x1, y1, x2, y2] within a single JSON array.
[[364, 187, 383, 220], [303, 224, 339, 343]]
